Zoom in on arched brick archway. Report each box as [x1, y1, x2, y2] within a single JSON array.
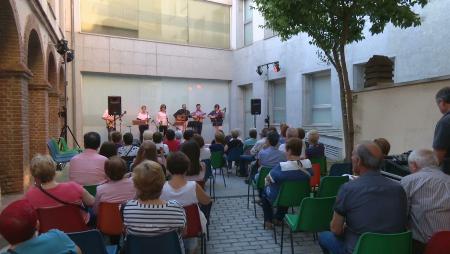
[[0, 0, 30, 194], [47, 51, 60, 138], [27, 29, 50, 158]]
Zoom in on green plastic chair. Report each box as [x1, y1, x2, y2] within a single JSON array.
[[310, 156, 327, 176], [84, 185, 98, 197], [210, 151, 226, 187], [58, 137, 82, 153], [316, 176, 349, 198], [50, 139, 78, 156], [272, 180, 311, 244], [247, 167, 271, 217], [353, 231, 412, 254], [280, 197, 336, 254]]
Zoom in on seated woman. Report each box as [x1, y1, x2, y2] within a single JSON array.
[[0, 200, 81, 254], [25, 154, 95, 224], [209, 131, 225, 154], [118, 132, 139, 157], [279, 123, 289, 145], [160, 152, 211, 254], [224, 129, 243, 153], [153, 132, 169, 156], [132, 141, 166, 172], [94, 156, 136, 213], [164, 129, 181, 152], [305, 129, 325, 159], [122, 160, 186, 247], [192, 134, 210, 161], [373, 137, 391, 158], [99, 141, 118, 158], [261, 138, 312, 228], [181, 141, 206, 182], [142, 130, 153, 141]]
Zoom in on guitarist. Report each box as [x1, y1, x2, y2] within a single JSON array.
[[173, 104, 190, 132], [208, 104, 225, 132], [191, 104, 206, 135], [102, 109, 115, 140]]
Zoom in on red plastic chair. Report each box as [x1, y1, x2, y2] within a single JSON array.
[[425, 231, 450, 254], [97, 202, 124, 235], [183, 204, 206, 254], [310, 163, 321, 189], [37, 205, 89, 233]]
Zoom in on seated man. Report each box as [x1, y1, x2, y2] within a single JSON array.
[[0, 199, 81, 254], [69, 132, 108, 185], [401, 149, 450, 254], [319, 141, 407, 254], [261, 138, 312, 228]]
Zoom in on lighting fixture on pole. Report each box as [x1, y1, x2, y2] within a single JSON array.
[[255, 61, 281, 128]]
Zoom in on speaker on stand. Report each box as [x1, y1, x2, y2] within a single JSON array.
[[250, 99, 261, 128]]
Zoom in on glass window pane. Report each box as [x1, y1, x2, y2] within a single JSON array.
[[188, 0, 230, 48], [244, 0, 252, 22], [312, 108, 331, 124], [312, 74, 331, 105], [244, 22, 253, 46], [273, 109, 286, 124]]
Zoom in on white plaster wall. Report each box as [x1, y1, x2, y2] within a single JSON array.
[[353, 80, 450, 154]]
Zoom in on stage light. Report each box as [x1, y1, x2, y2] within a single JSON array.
[[273, 62, 280, 72], [65, 50, 74, 63], [256, 66, 263, 75], [56, 39, 69, 55]]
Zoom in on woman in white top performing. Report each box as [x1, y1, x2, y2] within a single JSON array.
[[137, 105, 150, 143], [156, 104, 169, 135]]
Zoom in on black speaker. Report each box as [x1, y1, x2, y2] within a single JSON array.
[[108, 96, 122, 115], [251, 98, 261, 115]]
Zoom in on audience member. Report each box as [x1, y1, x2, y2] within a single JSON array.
[[111, 131, 123, 149], [165, 129, 181, 152], [318, 141, 407, 254], [0, 200, 81, 254], [160, 152, 211, 254], [433, 86, 450, 173], [210, 131, 225, 153], [175, 130, 183, 141], [142, 130, 153, 141], [153, 132, 169, 156], [239, 129, 258, 177], [401, 149, 450, 254], [94, 156, 136, 213], [243, 128, 258, 153], [305, 130, 325, 159], [118, 132, 139, 157], [69, 132, 108, 185], [258, 131, 286, 168], [279, 123, 289, 144], [132, 141, 166, 172], [26, 154, 95, 224], [192, 134, 211, 161], [261, 138, 312, 228], [122, 160, 186, 247], [183, 129, 195, 142], [278, 128, 299, 152], [374, 138, 391, 157], [225, 129, 243, 153], [250, 128, 269, 156], [99, 141, 118, 158], [298, 128, 306, 158], [181, 141, 206, 182]]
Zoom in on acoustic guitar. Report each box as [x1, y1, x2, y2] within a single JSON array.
[[106, 111, 127, 128]]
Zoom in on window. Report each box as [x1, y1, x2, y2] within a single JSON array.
[[353, 57, 395, 90], [243, 0, 253, 46], [304, 71, 332, 125], [80, 0, 231, 49], [270, 79, 286, 125]]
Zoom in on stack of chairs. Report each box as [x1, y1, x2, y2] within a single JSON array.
[[47, 138, 80, 170]]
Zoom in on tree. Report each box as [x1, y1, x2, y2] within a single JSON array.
[[254, 0, 428, 160]]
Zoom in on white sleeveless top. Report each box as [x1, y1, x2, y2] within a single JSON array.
[[160, 181, 198, 206]]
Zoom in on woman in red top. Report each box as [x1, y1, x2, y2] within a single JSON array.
[[25, 154, 95, 223], [164, 129, 180, 152]]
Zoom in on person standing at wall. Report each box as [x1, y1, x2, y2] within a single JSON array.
[[433, 87, 450, 174]]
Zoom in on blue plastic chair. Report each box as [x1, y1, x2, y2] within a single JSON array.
[[47, 140, 76, 170], [329, 162, 352, 176], [68, 229, 117, 254], [227, 145, 243, 175], [124, 231, 183, 254]]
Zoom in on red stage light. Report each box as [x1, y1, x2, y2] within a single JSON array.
[[273, 62, 280, 72]]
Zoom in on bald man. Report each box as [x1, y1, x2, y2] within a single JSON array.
[[318, 141, 407, 254]]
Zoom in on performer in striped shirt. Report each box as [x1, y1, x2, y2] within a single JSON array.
[[122, 160, 186, 250]]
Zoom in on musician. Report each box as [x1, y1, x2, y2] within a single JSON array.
[[102, 109, 115, 140], [208, 104, 224, 132], [190, 104, 206, 134], [173, 104, 190, 132], [137, 105, 150, 143], [156, 104, 169, 135]]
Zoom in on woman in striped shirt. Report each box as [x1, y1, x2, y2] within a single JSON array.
[[122, 160, 186, 250]]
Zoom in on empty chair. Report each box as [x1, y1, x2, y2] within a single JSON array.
[[210, 151, 226, 187], [309, 156, 327, 176], [329, 162, 352, 176], [309, 163, 321, 189], [248, 166, 271, 216], [183, 204, 206, 254], [68, 229, 117, 254], [425, 231, 450, 254], [37, 205, 89, 234], [353, 231, 412, 254], [124, 231, 183, 254], [315, 176, 349, 198], [97, 202, 124, 236]]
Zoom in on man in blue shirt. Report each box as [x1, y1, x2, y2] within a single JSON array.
[[0, 200, 81, 254], [433, 87, 450, 174], [318, 141, 407, 254]]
